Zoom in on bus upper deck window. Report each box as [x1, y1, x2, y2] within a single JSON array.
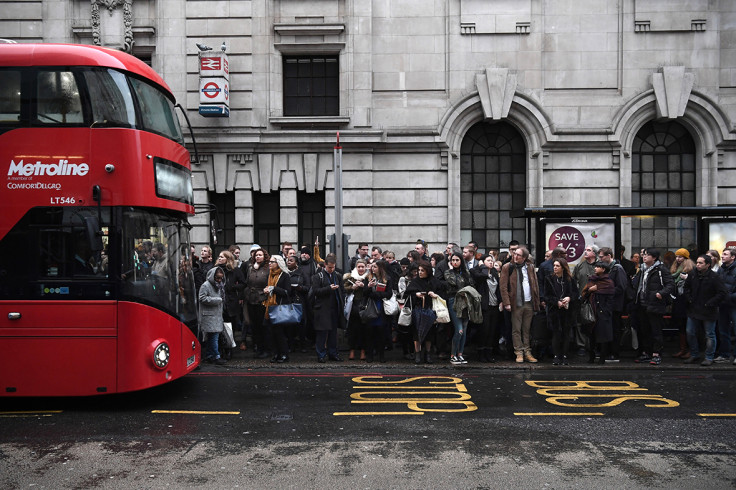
[[0, 70, 21, 124], [36, 71, 83, 125]]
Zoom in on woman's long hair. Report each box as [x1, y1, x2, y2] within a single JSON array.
[[370, 259, 388, 284], [449, 252, 471, 281], [553, 258, 572, 280], [220, 250, 237, 271]]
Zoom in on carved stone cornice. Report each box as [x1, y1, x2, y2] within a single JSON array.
[[91, 0, 134, 53]]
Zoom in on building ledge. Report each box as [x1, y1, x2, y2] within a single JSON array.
[[270, 116, 351, 128], [274, 23, 345, 36]]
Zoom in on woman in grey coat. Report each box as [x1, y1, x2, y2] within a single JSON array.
[[199, 266, 227, 365]]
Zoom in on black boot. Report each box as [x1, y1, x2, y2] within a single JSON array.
[[414, 351, 422, 364], [379, 350, 386, 363], [424, 350, 433, 364]]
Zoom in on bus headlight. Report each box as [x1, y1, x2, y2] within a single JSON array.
[[153, 342, 170, 369]]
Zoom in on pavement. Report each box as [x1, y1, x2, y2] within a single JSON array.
[[209, 331, 736, 371]]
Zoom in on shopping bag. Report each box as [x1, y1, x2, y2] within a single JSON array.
[[222, 322, 237, 348], [268, 303, 303, 325], [432, 296, 451, 323], [344, 293, 354, 320]]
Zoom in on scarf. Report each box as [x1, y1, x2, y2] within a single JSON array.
[[515, 263, 525, 307], [350, 268, 369, 281], [215, 278, 225, 299], [263, 268, 282, 318], [587, 273, 615, 295]]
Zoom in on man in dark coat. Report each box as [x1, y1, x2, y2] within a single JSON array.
[[683, 254, 727, 366], [298, 246, 319, 342], [311, 254, 345, 362], [716, 247, 736, 363], [193, 245, 215, 293], [599, 246, 633, 361], [633, 248, 675, 365]]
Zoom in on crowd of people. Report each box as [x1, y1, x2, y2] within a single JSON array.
[[189, 238, 736, 368]]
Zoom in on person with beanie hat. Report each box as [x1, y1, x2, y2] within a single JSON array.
[[670, 247, 695, 358]]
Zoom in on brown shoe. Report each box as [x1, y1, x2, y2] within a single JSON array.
[[515, 354, 524, 363], [525, 353, 538, 363], [239, 342, 247, 351]]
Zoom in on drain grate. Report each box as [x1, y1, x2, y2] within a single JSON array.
[[270, 413, 293, 421]]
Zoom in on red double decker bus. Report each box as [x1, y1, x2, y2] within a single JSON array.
[[0, 43, 201, 396]]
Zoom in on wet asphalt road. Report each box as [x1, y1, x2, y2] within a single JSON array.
[[1, 354, 736, 489]]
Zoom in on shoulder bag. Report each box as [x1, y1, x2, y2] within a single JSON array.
[[359, 297, 380, 322]]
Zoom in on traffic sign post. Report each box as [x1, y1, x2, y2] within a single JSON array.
[[198, 50, 230, 118]]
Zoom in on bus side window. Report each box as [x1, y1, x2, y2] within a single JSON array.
[[0, 69, 21, 123], [36, 71, 83, 125]]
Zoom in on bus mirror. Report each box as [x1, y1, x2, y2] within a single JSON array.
[[85, 216, 103, 252]]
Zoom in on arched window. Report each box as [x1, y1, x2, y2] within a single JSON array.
[[460, 121, 526, 248], [631, 120, 696, 250]]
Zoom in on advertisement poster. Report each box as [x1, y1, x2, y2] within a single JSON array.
[[709, 222, 736, 251], [545, 221, 616, 266]]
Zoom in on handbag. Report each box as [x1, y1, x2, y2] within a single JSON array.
[[580, 301, 596, 325], [382, 293, 399, 316], [221, 322, 237, 348], [359, 298, 380, 322], [432, 296, 451, 323], [268, 303, 303, 325], [398, 300, 412, 326]]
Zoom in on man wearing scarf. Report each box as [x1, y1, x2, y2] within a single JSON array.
[[500, 246, 541, 363], [582, 261, 616, 363], [634, 248, 675, 365]]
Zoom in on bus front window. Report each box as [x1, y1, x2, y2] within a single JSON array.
[[83, 68, 136, 129], [120, 209, 197, 332]]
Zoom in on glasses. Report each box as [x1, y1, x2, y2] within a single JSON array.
[[269, 260, 277, 263], [513, 252, 524, 257]]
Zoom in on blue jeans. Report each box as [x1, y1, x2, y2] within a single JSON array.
[[687, 317, 717, 360], [717, 306, 736, 358], [447, 297, 468, 356], [205, 332, 220, 360]]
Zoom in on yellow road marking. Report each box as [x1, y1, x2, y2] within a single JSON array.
[[333, 411, 424, 416], [697, 413, 736, 417], [514, 412, 605, 416], [151, 410, 240, 415]]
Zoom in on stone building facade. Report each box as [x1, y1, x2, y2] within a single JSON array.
[[4, 0, 736, 259]]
